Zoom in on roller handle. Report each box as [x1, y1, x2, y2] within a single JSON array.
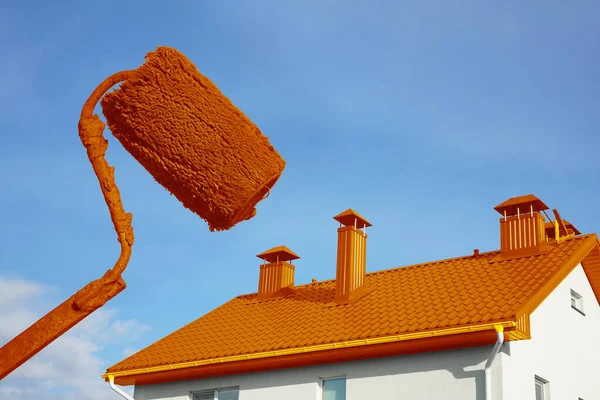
[[0, 71, 135, 381]]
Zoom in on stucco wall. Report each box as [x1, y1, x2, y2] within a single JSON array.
[[501, 263, 600, 399], [132, 344, 500, 400]]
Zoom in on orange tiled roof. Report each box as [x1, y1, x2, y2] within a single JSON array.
[[105, 234, 600, 384]]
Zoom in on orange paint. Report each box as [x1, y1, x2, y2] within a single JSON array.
[[0, 272, 126, 381], [0, 46, 286, 380], [101, 46, 286, 232], [0, 71, 135, 381]]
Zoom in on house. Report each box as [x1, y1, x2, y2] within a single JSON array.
[[103, 194, 600, 400]]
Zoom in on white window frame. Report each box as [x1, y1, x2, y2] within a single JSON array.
[[319, 375, 347, 400], [571, 289, 585, 315], [535, 375, 549, 400], [191, 387, 239, 400]]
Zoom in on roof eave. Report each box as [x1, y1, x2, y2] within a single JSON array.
[[103, 320, 516, 386]]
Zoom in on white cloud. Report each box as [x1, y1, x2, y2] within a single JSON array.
[[70, 307, 152, 345], [0, 278, 45, 304], [0, 277, 150, 400], [112, 319, 152, 338]]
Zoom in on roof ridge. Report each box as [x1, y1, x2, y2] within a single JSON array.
[[237, 234, 595, 298], [236, 248, 503, 297]]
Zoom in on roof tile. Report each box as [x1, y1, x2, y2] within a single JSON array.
[[107, 234, 596, 373]]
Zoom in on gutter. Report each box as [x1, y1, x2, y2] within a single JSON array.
[[104, 320, 516, 383], [484, 325, 505, 400], [108, 374, 135, 400]]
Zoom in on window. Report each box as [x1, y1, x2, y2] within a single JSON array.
[[535, 376, 549, 400], [322, 377, 346, 400], [193, 388, 239, 400], [571, 289, 584, 315]]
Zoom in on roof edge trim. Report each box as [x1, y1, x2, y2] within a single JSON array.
[[516, 234, 599, 317], [580, 238, 600, 307], [102, 320, 516, 381]]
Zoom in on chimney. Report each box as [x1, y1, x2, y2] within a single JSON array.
[[333, 209, 372, 304], [256, 246, 299, 300], [494, 194, 548, 257]]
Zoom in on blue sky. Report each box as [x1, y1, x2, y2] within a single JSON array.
[[1, 0, 599, 398]]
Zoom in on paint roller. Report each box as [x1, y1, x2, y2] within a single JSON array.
[[102, 46, 286, 232], [0, 46, 286, 380]]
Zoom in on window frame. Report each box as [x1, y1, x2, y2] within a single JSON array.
[[320, 375, 347, 400], [191, 386, 239, 400], [571, 289, 585, 315], [535, 375, 549, 400]]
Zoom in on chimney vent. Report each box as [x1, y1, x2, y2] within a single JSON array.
[[256, 246, 299, 300], [545, 218, 580, 239], [494, 194, 548, 257], [333, 209, 372, 304]]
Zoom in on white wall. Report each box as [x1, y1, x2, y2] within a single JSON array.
[[501, 263, 600, 399], [132, 343, 501, 400]]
